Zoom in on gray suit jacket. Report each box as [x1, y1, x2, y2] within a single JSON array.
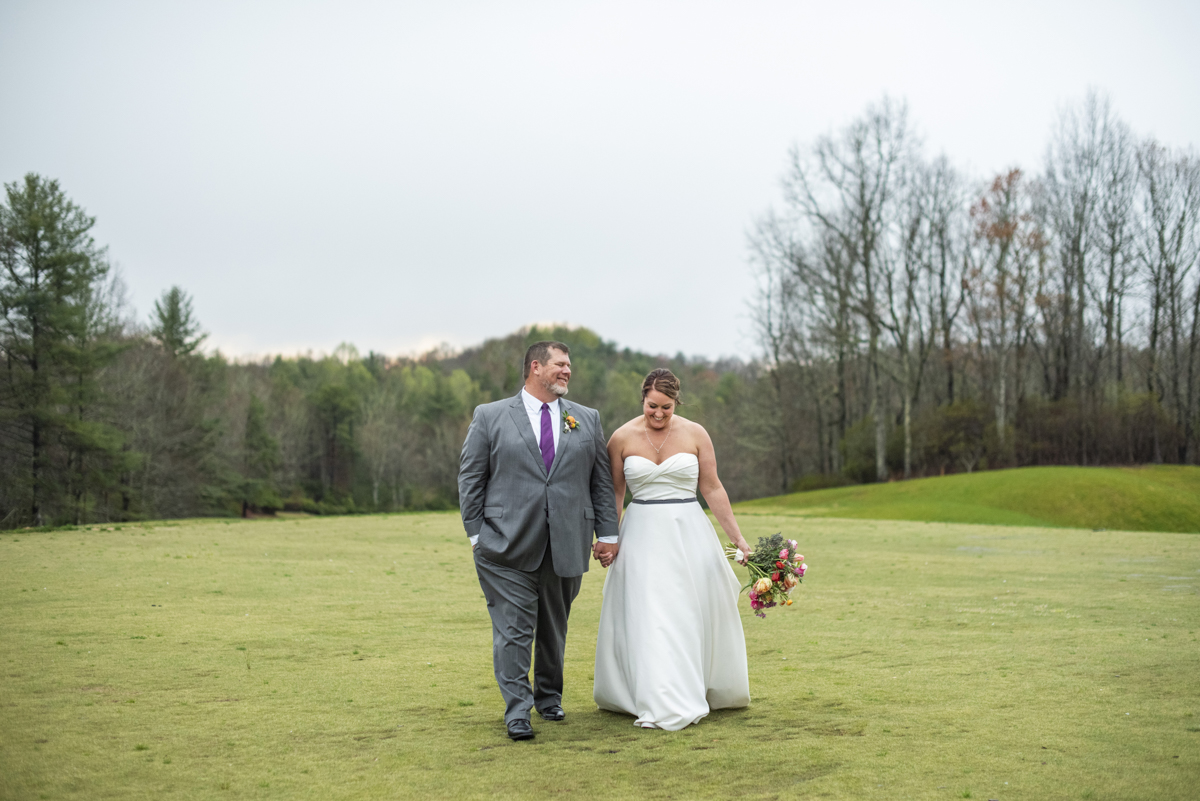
[[459, 393, 619, 577]]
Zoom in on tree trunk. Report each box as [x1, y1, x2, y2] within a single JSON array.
[[836, 339, 847, 473], [31, 418, 42, 526], [871, 330, 887, 482], [944, 325, 955, 405], [770, 358, 792, 494], [902, 387, 912, 480], [1116, 293, 1125, 394], [996, 350, 1007, 448], [813, 383, 828, 475], [1184, 277, 1200, 463]]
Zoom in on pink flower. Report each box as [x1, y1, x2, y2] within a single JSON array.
[[789, 539, 797, 549], [793, 567, 800, 575], [794, 554, 804, 563], [749, 590, 758, 601], [780, 548, 789, 559]]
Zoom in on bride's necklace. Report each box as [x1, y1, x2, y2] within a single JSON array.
[[644, 417, 673, 454]]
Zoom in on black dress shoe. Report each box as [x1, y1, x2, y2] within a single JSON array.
[[538, 705, 565, 721], [506, 719, 535, 740]]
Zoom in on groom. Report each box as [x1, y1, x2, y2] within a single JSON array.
[[458, 341, 619, 741]]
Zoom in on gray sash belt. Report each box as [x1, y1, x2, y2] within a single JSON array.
[[630, 497, 698, 505]]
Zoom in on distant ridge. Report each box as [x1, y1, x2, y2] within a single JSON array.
[[734, 465, 1200, 533]]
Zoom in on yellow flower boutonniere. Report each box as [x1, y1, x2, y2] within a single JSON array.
[[562, 410, 578, 433]]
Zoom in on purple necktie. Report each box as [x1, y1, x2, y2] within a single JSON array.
[[539, 403, 555, 473]]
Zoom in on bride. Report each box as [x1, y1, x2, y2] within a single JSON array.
[[593, 369, 751, 729]]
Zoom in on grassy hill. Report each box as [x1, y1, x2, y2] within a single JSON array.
[[735, 465, 1200, 533]]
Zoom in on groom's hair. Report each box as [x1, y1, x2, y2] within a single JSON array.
[[523, 340, 570, 380]]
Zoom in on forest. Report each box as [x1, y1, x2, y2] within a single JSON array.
[[2, 93, 1197, 528], [0, 191, 769, 527], [751, 92, 1200, 492]]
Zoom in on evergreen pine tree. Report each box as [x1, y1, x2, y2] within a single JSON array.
[[241, 395, 280, 515], [0, 174, 123, 525], [150, 286, 206, 358]]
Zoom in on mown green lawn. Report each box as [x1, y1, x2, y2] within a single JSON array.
[[736, 465, 1200, 533], [1, 512, 1198, 800]]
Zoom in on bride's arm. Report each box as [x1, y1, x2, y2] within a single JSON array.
[[695, 424, 750, 559], [607, 430, 627, 526]]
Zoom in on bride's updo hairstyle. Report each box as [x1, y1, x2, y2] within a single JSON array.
[[641, 369, 682, 405]]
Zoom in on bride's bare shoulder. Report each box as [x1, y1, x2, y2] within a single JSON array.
[[675, 415, 711, 444], [619, 417, 645, 434], [609, 417, 642, 444], [674, 414, 705, 433]]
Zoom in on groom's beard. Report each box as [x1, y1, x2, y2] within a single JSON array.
[[540, 377, 568, 397]]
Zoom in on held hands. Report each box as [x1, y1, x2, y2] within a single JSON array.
[[593, 541, 618, 568]]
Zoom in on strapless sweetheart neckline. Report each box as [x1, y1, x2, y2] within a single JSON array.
[[624, 453, 698, 467]]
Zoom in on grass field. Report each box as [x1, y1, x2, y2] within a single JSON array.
[[736, 465, 1200, 533], [1, 511, 1198, 800]]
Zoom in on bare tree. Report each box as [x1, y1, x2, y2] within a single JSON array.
[[1044, 92, 1106, 410], [1137, 141, 1200, 461], [880, 162, 938, 477], [749, 216, 802, 491], [750, 212, 852, 484], [1091, 114, 1139, 400], [359, 381, 403, 509], [782, 96, 915, 481], [965, 170, 1043, 453], [921, 156, 968, 407]]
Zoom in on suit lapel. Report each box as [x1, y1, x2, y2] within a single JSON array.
[[507, 393, 548, 475], [546, 400, 578, 481]]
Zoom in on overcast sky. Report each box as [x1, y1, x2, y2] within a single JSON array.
[[2, 1, 1198, 361]]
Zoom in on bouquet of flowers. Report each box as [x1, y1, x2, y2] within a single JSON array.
[[725, 533, 807, 618]]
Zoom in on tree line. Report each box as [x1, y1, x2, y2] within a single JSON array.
[[750, 92, 1200, 491], [0, 178, 778, 528]]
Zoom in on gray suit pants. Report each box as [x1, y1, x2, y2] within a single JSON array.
[[474, 540, 582, 724]]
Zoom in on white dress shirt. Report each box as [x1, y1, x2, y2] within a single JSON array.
[[470, 388, 617, 546], [520, 387, 561, 455]]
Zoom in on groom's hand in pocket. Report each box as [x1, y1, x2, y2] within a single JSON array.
[[593, 542, 618, 568]]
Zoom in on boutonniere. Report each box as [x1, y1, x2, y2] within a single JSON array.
[[562, 409, 579, 433]]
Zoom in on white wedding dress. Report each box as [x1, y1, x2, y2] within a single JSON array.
[[593, 453, 750, 729]]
